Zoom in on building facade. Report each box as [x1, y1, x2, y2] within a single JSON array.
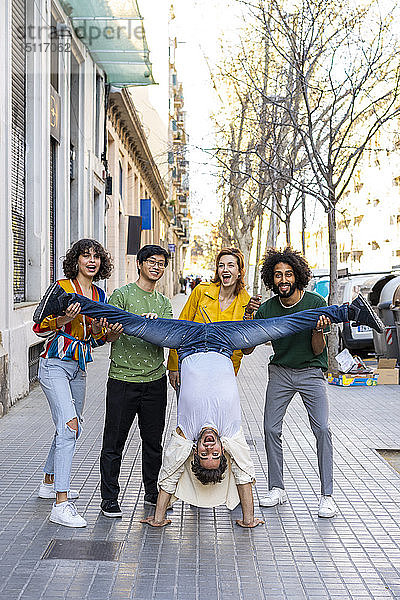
[[168, 36, 190, 281], [302, 127, 400, 275], [105, 89, 182, 297], [0, 0, 188, 414], [0, 0, 110, 414]]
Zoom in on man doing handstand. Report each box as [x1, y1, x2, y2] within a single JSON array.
[[147, 347, 261, 527]]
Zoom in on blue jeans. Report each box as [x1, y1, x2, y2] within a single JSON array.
[[66, 293, 349, 361], [38, 357, 85, 492]]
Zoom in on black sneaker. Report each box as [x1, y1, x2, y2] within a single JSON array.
[[33, 282, 72, 324], [348, 293, 384, 333], [144, 493, 173, 510], [101, 499, 122, 518], [143, 493, 158, 506]]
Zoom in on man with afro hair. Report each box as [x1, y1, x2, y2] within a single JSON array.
[[244, 247, 337, 518]]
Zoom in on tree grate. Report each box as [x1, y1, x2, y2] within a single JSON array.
[[376, 449, 400, 474], [42, 539, 124, 562]]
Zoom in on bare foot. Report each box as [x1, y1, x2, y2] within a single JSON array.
[[140, 516, 171, 528], [236, 518, 264, 528]]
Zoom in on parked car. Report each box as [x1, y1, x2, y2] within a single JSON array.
[[337, 273, 390, 352], [308, 271, 330, 300], [310, 271, 390, 352]]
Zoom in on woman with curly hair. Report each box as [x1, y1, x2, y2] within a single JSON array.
[[33, 239, 119, 528]]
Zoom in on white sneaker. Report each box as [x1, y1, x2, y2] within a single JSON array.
[[259, 487, 288, 507], [38, 481, 79, 500], [49, 501, 87, 528], [318, 496, 338, 518]]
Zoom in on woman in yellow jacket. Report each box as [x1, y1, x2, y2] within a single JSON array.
[[168, 248, 253, 389]]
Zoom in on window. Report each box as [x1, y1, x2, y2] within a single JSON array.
[[95, 74, 103, 157], [119, 161, 123, 198], [351, 250, 363, 262], [93, 190, 100, 241], [50, 15, 59, 91], [50, 139, 57, 281], [11, 0, 26, 302]]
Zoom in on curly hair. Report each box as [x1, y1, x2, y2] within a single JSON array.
[[211, 247, 246, 295], [191, 452, 228, 485], [261, 247, 312, 291], [63, 239, 113, 282]]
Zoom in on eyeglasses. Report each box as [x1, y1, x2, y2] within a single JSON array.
[[145, 259, 166, 269]]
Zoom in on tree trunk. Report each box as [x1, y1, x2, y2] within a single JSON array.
[[266, 195, 280, 249], [285, 215, 291, 245], [327, 202, 339, 370], [301, 189, 306, 255], [252, 213, 263, 295], [234, 226, 254, 286]]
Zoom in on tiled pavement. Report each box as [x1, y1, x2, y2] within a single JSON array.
[[1, 294, 400, 599]]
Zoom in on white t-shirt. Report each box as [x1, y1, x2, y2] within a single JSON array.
[[177, 351, 242, 441]]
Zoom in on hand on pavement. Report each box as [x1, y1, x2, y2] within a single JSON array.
[[140, 516, 171, 528], [236, 518, 265, 528]]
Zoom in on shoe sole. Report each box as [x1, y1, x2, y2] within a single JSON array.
[[101, 509, 122, 518], [33, 282, 60, 324], [49, 516, 87, 527], [355, 294, 384, 333], [39, 493, 79, 499], [318, 511, 337, 518]]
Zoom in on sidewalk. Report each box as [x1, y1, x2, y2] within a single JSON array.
[[1, 293, 400, 599]]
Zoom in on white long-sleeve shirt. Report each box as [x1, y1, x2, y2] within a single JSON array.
[[177, 352, 242, 440], [159, 352, 255, 510]]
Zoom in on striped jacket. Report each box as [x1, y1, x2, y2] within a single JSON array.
[[33, 279, 107, 371]]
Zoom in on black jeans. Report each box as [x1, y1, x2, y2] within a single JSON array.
[[100, 376, 167, 500]]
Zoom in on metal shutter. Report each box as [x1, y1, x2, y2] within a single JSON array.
[[50, 139, 57, 282], [11, 0, 26, 303]]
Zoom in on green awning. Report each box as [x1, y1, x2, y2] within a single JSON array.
[[60, 0, 155, 86]]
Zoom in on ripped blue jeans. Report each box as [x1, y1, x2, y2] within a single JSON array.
[[38, 357, 85, 492]]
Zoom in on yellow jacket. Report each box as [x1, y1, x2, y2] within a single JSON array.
[[167, 282, 250, 374]]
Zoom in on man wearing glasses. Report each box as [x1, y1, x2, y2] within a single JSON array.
[[100, 245, 173, 518]]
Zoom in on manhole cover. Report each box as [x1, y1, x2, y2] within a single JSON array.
[[376, 449, 400, 473], [42, 539, 124, 561]]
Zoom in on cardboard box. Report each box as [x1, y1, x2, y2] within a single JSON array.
[[374, 358, 399, 385], [328, 372, 378, 387]]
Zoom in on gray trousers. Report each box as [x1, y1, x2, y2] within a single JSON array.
[[264, 364, 333, 496]]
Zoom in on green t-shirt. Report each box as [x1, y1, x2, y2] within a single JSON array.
[[108, 282, 173, 383], [255, 290, 328, 370]]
